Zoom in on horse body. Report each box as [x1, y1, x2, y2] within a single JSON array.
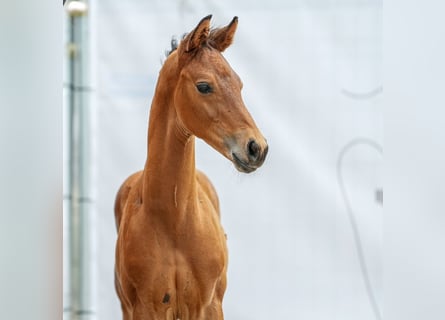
[[114, 15, 268, 320]]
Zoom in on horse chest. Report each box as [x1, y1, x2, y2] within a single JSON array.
[[175, 243, 226, 302], [165, 222, 227, 293], [123, 213, 227, 308]]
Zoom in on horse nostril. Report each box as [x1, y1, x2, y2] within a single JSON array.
[[247, 140, 260, 161]]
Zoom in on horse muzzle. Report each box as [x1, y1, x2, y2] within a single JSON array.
[[231, 139, 268, 173]]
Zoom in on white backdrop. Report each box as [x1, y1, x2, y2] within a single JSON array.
[[93, 1, 382, 319]]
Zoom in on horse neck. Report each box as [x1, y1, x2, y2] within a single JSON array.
[[142, 61, 197, 220]]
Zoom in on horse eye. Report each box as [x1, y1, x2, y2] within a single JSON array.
[[196, 82, 213, 94]]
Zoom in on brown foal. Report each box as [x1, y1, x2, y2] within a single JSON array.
[[114, 15, 268, 320]]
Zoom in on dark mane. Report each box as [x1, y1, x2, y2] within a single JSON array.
[[165, 37, 179, 57], [165, 29, 221, 58], [165, 33, 188, 57]]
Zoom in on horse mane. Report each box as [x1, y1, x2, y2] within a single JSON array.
[[165, 37, 180, 57], [165, 27, 222, 58]]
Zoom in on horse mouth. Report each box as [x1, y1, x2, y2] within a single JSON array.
[[232, 153, 257, 173]]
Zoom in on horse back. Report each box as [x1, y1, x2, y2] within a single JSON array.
[[195, 170, 220, 217], [114, 170, 143, 231]]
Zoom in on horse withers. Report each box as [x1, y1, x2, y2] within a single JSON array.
[[114, 15, 268, 320]]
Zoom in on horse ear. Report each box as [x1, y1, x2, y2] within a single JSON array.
[[183, 15, 212, 52], [209, 16, 238, 52]]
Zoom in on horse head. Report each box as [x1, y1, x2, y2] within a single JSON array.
[[168, 15, 268, 173]]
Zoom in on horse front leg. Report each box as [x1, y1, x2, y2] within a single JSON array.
[[201, 300, 224, 320], [201, 272, 227, 320], [115, 270, 132, 320]]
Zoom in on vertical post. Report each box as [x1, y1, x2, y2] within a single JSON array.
[[64, 1, 96, 320]]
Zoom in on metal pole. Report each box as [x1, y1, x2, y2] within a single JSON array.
[[64, 1, 96, 320]]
